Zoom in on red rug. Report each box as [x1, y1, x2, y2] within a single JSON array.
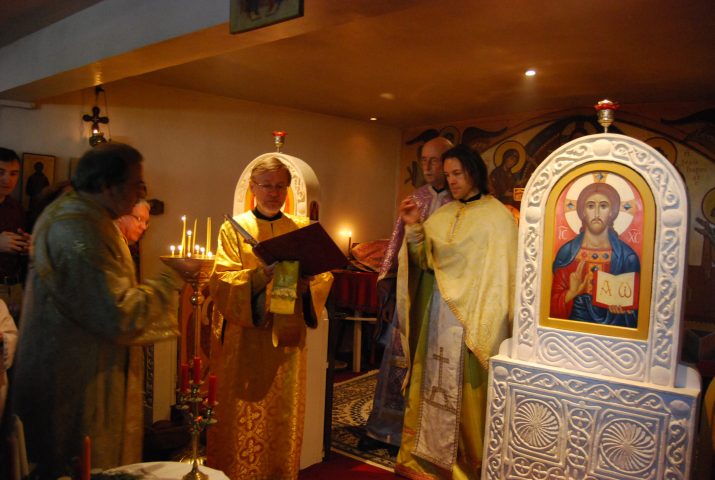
[[299, 452, 399, 479]]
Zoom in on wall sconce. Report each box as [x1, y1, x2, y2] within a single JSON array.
[[82, 86, 110, 146]]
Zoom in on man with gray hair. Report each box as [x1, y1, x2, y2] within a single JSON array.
[[116, 199, 151, 244], [207, 156, 333, 479], [360, 135, 454, 454], [12, 142, 181, 478]]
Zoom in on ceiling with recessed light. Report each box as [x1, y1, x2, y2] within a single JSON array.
[[1, 0, 714, 128]]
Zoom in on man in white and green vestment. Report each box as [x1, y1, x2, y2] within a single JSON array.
[[395, 144, 517, 479]]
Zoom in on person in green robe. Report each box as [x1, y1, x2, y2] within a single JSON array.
[[11, 143, 181, 478], [395, 144, 517, 479]]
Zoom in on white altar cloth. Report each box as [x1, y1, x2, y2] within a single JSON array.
[[104, 461, 228, 479]]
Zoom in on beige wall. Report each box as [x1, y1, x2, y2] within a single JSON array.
[[0, 79, 403, 425], [0, 79, 403, 280], [5, 82, 714, 419]]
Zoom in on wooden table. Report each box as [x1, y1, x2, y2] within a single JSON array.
[[330, 269, 379, 372]]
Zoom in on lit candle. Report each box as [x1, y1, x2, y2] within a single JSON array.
[[206, 217, 212, 254], [193, 356, 202, 384], [208, 374, 217, 405], [194, 244, 200, 256], [180, 363, 189, 393], [187, 230, 193, 257], [192, 218, 198, 252], [82, 435, 91, 480], [178, 245, 183, 256], [180, 216, 187, 256], [170, 245, 175, 256], [208, 251, 213, 259], [341, 229, 353, 256], [200, 247, 205, 256]]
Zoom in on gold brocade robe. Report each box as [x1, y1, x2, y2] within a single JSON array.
[[207, 211, 332, 480], [11, 191, 180, 478]]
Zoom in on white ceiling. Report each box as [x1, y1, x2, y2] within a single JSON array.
[[0, 0, 102, 47], [2, 0, 715, 128]]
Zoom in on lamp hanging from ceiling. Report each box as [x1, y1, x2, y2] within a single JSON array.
[[82, 86, 110, 146]]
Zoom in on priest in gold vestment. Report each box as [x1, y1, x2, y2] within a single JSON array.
[[12, 143, 181, 478], [395, 144, 517, 479], [207, 157, 332, 479]]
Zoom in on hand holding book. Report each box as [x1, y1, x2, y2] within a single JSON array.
[[224, 214, 347, 276]]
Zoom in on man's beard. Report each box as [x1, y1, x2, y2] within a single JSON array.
[[589, 219, 607, 233]]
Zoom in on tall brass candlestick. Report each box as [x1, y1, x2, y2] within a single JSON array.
[[160, 255, 216, 480]]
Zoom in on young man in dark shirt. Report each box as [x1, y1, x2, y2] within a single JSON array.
[[0, 148, 30, 319]]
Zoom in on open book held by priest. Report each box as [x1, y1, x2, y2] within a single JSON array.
[[224, 214, 347, 276]]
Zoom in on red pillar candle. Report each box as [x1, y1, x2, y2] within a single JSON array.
[[180, 363, 189, 393], [208, 374, 217, 405], [81, 435, 91, 480], [193, 356, 202, 384]]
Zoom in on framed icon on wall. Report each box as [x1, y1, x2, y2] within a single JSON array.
[[22, 153, 55, 210], [230, 0, 304, 34]]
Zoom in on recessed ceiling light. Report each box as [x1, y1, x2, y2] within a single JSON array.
[[525, 69, 536, 77], [370, 117, 378, 121]]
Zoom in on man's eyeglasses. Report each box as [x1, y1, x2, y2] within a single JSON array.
[[252, 182, 289, 192], [136, 181, 148, 198], [132, 215, 149, 227], [420, 157, 440, 168]]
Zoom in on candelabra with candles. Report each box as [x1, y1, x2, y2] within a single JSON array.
[[161, 215, 217, 480]]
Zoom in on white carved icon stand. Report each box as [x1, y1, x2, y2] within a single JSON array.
[[482, 133, 701, 479]]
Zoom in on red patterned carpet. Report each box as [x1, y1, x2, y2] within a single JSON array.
[[299, 370, 400, 479], [299, 452, 399, 479]]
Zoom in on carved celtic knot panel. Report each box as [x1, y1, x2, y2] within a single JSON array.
[[484, 359, 697, 480], [537, 330, 647, 380], [512, 134, 688, 387]]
